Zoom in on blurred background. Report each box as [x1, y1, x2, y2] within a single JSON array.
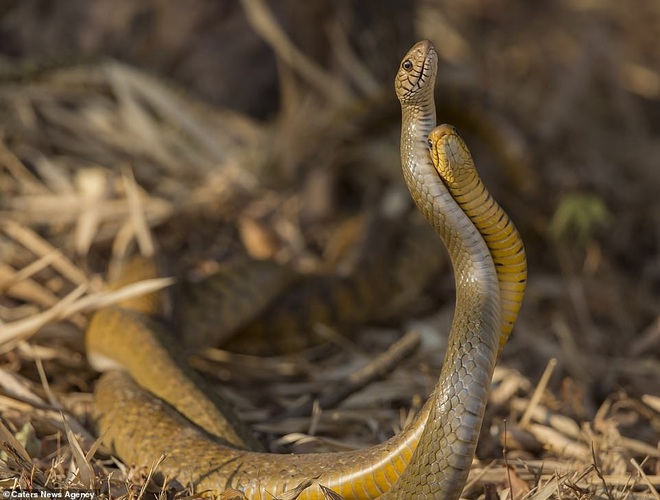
[[0, 0, 659, 495]]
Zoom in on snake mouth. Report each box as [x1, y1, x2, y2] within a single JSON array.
[[414, 47, 437, 91]]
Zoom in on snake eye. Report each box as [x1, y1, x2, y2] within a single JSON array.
[[427, 139, 433, 150], [402, 59, 413, 71]]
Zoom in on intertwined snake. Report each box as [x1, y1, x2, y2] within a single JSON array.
[[87, 40, 526, 499]]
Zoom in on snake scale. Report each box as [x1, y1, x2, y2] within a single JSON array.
[[87, 40, 526, 499]]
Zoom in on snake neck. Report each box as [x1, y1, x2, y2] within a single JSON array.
[[400, 102, 436, 184]]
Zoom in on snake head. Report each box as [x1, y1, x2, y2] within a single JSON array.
[[428, 124, 473, 187], [394, 40, 438, 105]]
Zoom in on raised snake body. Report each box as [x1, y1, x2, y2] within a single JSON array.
[[88, 40, 525, 499], [427, 124, 527, 353]]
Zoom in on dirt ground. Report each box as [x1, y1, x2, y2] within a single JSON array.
[[0, 1, 659, 498]]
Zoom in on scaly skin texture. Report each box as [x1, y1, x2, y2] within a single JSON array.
[[89, 40, 525, 499], [428, 124, 527, 352]]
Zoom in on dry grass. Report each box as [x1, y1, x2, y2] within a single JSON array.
[[1, 1, 659, 498]]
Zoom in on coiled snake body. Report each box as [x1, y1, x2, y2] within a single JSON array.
[[88, 40, 526, 499]]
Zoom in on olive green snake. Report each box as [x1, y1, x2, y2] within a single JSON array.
[[87, 40, 527, 499]]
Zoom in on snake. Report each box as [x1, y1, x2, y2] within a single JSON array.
[[427, 124, 527, 353], [87, 39, 525, 499], [179, 217, 443, 356]]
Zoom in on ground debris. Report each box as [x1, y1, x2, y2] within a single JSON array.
[[1, 1, 659, 498]]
